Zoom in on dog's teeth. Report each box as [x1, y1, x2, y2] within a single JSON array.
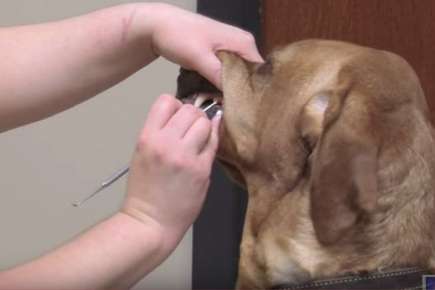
[[194, 95, 207, 108]]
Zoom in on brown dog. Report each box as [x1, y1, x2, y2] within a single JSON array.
[[178, 39, 435, 289]]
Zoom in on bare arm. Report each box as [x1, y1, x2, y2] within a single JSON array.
[[0, 2, 260, 289], [0, 213, 167, 290], [0, 95, 221, 290], [0, 2, 262, 132], [0, 3, 154, 132]]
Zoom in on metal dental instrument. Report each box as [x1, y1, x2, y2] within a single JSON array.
[[72, 165, 129, 207], [73, 100, 220, 207]]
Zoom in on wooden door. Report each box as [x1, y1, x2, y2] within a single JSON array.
[[261, 0, 435, 122]]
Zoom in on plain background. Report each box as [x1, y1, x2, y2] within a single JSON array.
[[0, 0, 195, 289]]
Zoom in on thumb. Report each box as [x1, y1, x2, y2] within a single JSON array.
[[202, 110, 222, 162], [194, 54, 222, 90]]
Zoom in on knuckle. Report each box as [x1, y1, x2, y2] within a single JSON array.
[[136, 131, 152, 153], [171, 154, 205, 177], [157, 94, 173, 105], [195, 117, 212, 134], [136, 136, 147, 152], [155, 94, 179, 111], [180, 104, 198, 115], [151, 145, 167, 162], [136, 134, 166, 160], [199, 117, 212, 129], [172, 105, 196, 122], [171, 155, 190, 171]]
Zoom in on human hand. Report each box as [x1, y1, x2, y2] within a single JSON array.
[[139, 3, 263, 89], [122, 94, 220, 245]]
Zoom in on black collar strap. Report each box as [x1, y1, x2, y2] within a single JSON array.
[[272, 268, 429, 290]]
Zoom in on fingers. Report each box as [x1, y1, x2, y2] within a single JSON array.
[[174, 108, 221, 156], [147, 96, 217, 156], [194, 30, 263, 89], [183, 116, 212, 154], [193, 30, 263, 89], [193, 54, 222, 90], [200, 111, 222, 161], [227, 30, 264, 63], [145, 94, 182, 131], [165, 104, 204, 138], [213, 24, 264, 63]]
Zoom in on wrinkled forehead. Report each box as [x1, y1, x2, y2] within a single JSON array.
[[258, 47, 344, 109]]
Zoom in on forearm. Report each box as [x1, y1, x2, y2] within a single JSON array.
[[0, 3, 157, 132], [0, 212, 180, 290]]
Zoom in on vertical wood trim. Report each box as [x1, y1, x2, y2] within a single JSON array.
[[193, 1, 260, 289]]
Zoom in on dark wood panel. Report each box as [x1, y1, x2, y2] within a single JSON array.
[[261, 0, 435, 122], [193, 1, 259, 289]]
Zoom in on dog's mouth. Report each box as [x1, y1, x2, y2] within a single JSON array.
[[175, 68, 224, 118], [183, 92, 224, 119]]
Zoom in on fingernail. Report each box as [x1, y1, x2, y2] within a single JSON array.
[[214, 110, 223, 119]]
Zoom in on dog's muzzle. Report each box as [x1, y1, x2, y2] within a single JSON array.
[[184, 92, 223, 119], [176, 68, 223, 119]]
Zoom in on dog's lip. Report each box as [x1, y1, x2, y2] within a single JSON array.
[[183, 92, 224, 110]]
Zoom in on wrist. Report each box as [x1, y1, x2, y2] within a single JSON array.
[[132, 2, 171, 58], [120, 203, 186, 254], [114, 211, 165, 251]]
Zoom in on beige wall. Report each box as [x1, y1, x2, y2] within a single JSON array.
[[0, 1, 196, 289]]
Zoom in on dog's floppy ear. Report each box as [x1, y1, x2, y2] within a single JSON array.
[[303, 90, 379, 245]]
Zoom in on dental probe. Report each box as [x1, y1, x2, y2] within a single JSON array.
[[73, 100, 220, 207]]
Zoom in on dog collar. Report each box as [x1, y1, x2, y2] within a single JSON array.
[[271, 267, 429, 290]]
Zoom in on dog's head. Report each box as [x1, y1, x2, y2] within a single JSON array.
[[178, 39, 435, 251], [217, 39, 435, 246]]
